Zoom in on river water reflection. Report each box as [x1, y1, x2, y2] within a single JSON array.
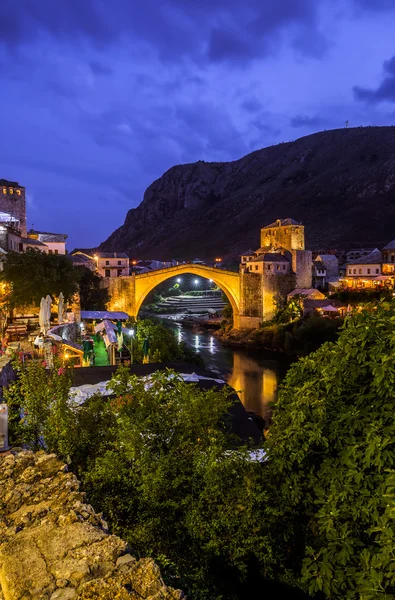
[[167, 320, 289, 421]]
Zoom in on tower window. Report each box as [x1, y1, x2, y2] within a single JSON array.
[[16, 189, 21, 196], [9, 188, 13, 194], [2, 188, 6, 194]]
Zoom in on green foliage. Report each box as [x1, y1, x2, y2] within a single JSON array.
[[124, 318, 202, 365], [84, 369, 268, 598], [5, 358, 74, 456], [77, 266, 109, 310], [265, 301, 395, 598], [275, 296, 303, 324], [1, 249, 80, 309]]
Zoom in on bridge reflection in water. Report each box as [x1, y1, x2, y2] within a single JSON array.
[[228, 354, 278, 424], [171, 323, 284, 421]]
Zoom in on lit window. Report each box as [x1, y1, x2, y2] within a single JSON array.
[[2, 188, 6, 194], [16, 189, 21, 196], [9, 188, 13, 194]]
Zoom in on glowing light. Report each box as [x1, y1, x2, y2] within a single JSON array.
[[194, 279, 199, 285], [129, 329, 135, 336], [176, 278, 181, 283]]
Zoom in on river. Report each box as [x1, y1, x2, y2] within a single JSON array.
[[164, 319, 290, 422]]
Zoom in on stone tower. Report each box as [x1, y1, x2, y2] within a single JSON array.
[[0, 179, 27, 236], [260, 218, 305, 252]]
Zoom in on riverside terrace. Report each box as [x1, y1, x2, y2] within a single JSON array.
[[70, 362, 263, 445]]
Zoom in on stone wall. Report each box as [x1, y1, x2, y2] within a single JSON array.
[[239, 272, 262, 320], [262, 272, 296, 320], [0, 451, 183, 600]]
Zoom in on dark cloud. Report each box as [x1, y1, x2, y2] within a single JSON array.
[[0, 0, 329, 63], [353, 0, 395, 10], [354, 55, 395, 104], [89, 60, 112, 76], [208, 29, 254, 62], [292, 28, 331, 59], [290, 114, 329, 128], [241, 98, 262, 113]]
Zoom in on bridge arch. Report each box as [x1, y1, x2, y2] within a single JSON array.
[[106, 265, 241, 327], [134, 265, 241, 323]]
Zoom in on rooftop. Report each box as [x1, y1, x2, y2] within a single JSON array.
[[21, 237, 47, 247], [0, 178, 24, 188], [346, 249, 382, 265], [29, 231, 68, 242], [262, 218, 302, 229], [316, 254, 338, 261], [98, 252, 129, 259], [382, 239, 395, 251]]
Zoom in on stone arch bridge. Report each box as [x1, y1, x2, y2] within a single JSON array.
[[105, 264, 260, 330]]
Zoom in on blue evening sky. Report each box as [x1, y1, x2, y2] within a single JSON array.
[[1, 0, 394, 249]]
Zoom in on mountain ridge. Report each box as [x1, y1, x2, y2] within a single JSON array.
[[100, 126, 395, 259]]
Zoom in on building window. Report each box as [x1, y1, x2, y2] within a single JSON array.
[[376, 268, 379, 274], [2, 188, 6, 194], [255, 265, 258, 270], [267, 264, 271, 271], [359, 269, 362, 274], [9, 188, 13, 194], [105, 260, 109, 265], [277, 265, 281, 270], [105, 269, 110, 277], [353, 269, 356, 274], [16, 189, 21, 196], [55, 249, 58, 254], [118, 260, 121, 265], [348, 269, 352, 275], [48, 249, 53, 254], [367, 268, 370, 274], [117, 269, 122, 277], [282, 265, 286, 270]]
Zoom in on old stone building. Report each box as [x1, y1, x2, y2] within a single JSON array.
[[240, 218, 312, 325], [0, 178, 26, 237]]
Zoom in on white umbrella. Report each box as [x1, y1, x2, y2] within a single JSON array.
[[58, 292, 64, 324], [39, 298, 46, 333], [45, 295, 52, 332]]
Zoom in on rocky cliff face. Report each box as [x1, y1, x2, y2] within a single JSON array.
[[100, 126, 395, 259], [0, 451, 183, 600]]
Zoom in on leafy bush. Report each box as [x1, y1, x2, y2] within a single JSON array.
[[265, 302, 395, 598]]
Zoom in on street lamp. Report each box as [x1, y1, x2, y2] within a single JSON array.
[[194, 279, 199, 285], [176, 278, 181, 283]]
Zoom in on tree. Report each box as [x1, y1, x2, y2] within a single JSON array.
[[83, 368, 268, 599], [125, 318, 202, 364], [1, 250, 80, 309], [77, 266, 109, 310], [265, 301, 395, 598]]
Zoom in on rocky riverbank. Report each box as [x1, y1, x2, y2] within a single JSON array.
[[0, 450, 183, 600]]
